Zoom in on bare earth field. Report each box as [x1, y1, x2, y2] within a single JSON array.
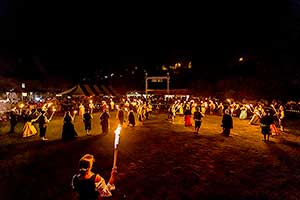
[[1, 111, 300, 200]]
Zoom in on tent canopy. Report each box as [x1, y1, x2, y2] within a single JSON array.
[[56, 84, 120, 96], [56, 85, 95, 96]]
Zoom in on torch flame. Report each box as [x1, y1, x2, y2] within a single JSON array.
[[114, 124, 122, 149]]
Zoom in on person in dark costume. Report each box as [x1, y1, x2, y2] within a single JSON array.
[[260, 109, 274, 142], [193, 107, 204, 134], [221, 109, 233, 137], [62, 111, 78, 142], [128, 109, 136, 127], [100, 110, 110, 135], [38, 110, 50, 140], [116, 106, 124, 125], [83, 110, 93, 136], [8, 110, 18, 134]]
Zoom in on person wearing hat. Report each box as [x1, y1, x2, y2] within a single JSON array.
[[71, 154, 116, 199], [221, 109, 233, 137]]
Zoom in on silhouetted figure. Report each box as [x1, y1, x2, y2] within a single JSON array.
[[100, 110, 110, 135], [128, 109, 135, 127], [38, 111, 50, 140], [8, 111, 18, 134], [221, 109, 233, 137], [83, 110, 93, 135], [193, 107, 204, 134], [260, 110, 274, 142], [62, 111, 78, 142], [116, 107, 124, 125]]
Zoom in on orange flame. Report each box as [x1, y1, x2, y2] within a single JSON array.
[[114, 124, 122, 149]]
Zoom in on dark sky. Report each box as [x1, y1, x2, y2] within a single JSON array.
[[0, 1, 300, 79]]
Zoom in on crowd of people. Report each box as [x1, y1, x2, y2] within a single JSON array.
[[1, 94, 299, 199], [166, 97, 289, 140], [2, 94, 296, 143]]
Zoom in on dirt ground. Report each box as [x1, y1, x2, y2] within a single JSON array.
[[1, 111, 300, 200]]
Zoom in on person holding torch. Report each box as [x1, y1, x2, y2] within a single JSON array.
[[71, 154, 116, 199], [107, 124, 122, 192], [38, 110, 50, 141], [37, 107, 56, 141]]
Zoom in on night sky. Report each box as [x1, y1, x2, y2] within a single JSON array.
[[0, 1, 300, 81]]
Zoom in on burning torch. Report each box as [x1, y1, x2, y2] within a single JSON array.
[[112, 124, 121, 168], [49, 107, 56, 121], [270, 104, 277, 113], [73, 110, 78, 122], [108, 124, 122, 186]]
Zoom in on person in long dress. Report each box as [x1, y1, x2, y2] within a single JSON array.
[[221, 109, 233, 137], [239, 105, 248, 120], [100, 110, 110, 135], [22, 111, 40, 138], [184, 105, 192, 126], [79, 103, 85, 119], [8, 110, 18, 134], [128, 109, 135, 127], [62, 111, 78, 142], [116, 106, 124, 126]]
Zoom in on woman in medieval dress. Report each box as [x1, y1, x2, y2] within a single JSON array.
[[22, 110, 41, 138]]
